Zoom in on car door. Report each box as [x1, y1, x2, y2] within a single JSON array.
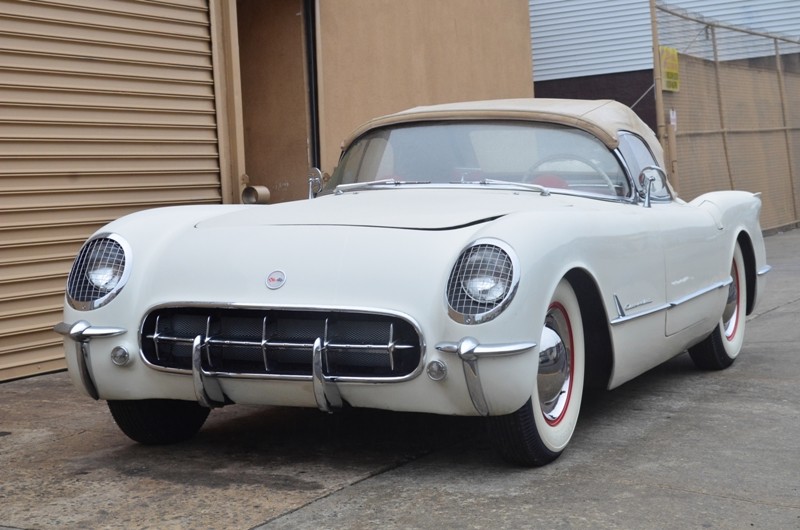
[[618, 133, 724, 337]]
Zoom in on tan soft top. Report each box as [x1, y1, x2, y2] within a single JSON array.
[[343, 98, 664, 166]]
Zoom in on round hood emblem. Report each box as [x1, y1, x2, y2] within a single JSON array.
[[266, 270, 286, 290]]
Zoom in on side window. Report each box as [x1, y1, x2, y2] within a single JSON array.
[[617, 132, 671, 201]]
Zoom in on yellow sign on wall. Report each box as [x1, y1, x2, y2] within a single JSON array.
[[660, 46, 680, 92]]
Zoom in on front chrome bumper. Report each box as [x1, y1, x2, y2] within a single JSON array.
[[54, 321, 127, 400], [55, 320, 370, 414], [436, 337, 537, 416], [56, 320, 537, 417]]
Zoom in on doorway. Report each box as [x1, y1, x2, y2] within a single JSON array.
[[237, 0, 318, 203]]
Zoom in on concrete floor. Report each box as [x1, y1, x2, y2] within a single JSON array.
[[1, 229, 799, 529]]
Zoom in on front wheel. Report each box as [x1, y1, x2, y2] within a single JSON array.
[[689, 243, 747, 370], [487, 279, 585, 466], [107, 399, 210, 445]]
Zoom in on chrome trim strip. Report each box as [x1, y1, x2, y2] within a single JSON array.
[[334, 181, 633, 203], [757, 265, 772, 276], [145, 335, 418, 354], [436, 337, 537, 417], [54, 321, 127, 400], [613, 295, 627, 318], [610, 304, 670, 325], [610, 298, 671, 326], [261, 317, 270, 371], [138, 303, 426, 383], [611, 277, 733, 326], [387, 323, 396, 371], [191, 335, 225, 408], [612, 143, 639, 202], [668, 277, 732, 307]]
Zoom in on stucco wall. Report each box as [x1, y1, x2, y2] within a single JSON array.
[[316, 0, 534, 174]]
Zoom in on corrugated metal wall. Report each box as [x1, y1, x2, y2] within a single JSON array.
[[529, 0, 654, 82], [0, 0, 222, 381], [665, 0, 800, 39], [529, 1, 800, 82]]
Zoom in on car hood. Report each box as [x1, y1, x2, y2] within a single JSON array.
[[96, 186, 609, 327], [195, 188, 558, 230]]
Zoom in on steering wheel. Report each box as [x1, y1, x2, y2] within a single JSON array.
[[525, 154, 617, 196]]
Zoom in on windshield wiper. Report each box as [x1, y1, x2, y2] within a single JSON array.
[[335, 178, 432, 194], [478, 179, 550, 196]]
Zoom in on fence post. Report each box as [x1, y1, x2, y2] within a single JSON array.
[[709, 25, 735, 191], [649, 0, 673, 187]]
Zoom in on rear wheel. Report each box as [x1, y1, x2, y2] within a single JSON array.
[[487, 279, 585, 466], [689, 243, 747, 370], [107, 399, 210, 445]]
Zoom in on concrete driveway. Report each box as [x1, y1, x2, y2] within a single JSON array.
[[2, 229, 799, 529]]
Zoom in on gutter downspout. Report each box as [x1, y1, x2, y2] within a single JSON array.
[[304, 0, 321, 169]]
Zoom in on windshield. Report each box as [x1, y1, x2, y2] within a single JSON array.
[[327, 121, 630, 198]]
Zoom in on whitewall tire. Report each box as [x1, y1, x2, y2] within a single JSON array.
[[689, 243, 747, 370], [487, 279, 585, 466]]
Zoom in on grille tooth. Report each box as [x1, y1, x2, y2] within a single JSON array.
[[141, 309, 422, 379]]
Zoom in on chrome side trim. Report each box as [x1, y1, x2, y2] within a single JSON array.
[[668, 277, 732, 307], [611, 277, 733, 326], [436, 337, 537, 416], [611, 295, 671, 325], [757, 265, 772, 276], [54, 321, 127, 400]]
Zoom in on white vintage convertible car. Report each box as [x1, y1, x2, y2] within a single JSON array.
[[57, 99, 770, 466]]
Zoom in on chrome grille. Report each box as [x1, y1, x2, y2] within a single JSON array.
[[446, 243, 516, 323], [140, 308, 423, 379]]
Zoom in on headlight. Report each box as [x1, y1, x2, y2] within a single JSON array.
[[66, 234, 131, 310], [461, 247, 511, 303], [446, 240, 519, 324]]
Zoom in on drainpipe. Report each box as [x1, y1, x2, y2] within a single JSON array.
[[304, 0, 321, 169]]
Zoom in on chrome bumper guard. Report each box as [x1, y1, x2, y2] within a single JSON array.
[[436, 337, 537, 416], [191, 335, 227, 408], [190, 334, 342, 412], [312, 338, 343, 412], [54, 322, 349, 413], [54, 321, 127, 400]]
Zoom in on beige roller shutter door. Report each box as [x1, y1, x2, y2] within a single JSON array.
[[0, 0, 223, 380]]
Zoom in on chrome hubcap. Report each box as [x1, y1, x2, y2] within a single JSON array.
[[537, 306, 572, 425], [723, 261, 739, 340]]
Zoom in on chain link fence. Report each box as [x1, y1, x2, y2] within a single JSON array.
[[654, 2, 800, 230]]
